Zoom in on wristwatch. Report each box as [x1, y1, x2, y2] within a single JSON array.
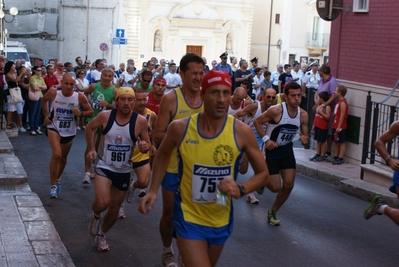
[[237, 184, 246, 197], [385, 155, 392, 164]]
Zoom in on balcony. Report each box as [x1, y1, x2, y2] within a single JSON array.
[[306, 32, 330, 48]]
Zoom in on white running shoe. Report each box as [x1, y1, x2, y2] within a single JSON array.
[[95, 235, 109, 252], [118, 203, 126, 219], [162, 251, 178, 267], [19, 127, 26, 133], [246, 192, 259, 204], [126, 187, 135, 203], [82, 173, 91, 184]]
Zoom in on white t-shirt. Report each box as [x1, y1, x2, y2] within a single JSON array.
[[164, 72, 182, 94]]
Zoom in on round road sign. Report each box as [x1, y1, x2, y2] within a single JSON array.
[[99, 43, 108, 52]]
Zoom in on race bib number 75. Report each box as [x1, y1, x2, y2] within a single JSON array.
[[191, 164, 231, 203]]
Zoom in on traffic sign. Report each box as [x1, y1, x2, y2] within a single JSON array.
[[116, 29, 125, 38], [99, 42, 108, 52], [112, 38, 128, 45]]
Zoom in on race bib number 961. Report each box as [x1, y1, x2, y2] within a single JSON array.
[[191, 164, 231, 203]]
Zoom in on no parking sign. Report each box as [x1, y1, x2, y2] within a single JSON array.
[[99, 43, 108, 52]]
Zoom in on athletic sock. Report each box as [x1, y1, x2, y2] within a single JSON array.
[[163, 246, 173, 254], [378, 204, 387, 214], [85, 171, 90, 176]]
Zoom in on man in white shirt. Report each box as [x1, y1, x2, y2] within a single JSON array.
[[291, 61, 304, 86], [164, 62, 182, 94]]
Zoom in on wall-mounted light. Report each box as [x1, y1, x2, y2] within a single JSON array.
[[0, 7, 19, 23]]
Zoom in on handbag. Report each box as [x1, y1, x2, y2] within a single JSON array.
[[9, 87, 23, 104], [28, 88, 40, 101]]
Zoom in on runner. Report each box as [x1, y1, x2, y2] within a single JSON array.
[[42, 73, 93, 198], [86, 87, 150, 252]]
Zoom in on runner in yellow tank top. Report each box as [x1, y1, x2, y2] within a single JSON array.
[[151, 54, 204, 266], [140, 70, 279, 267]]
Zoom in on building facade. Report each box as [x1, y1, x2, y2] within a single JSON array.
[[329, 0, 399, 163]]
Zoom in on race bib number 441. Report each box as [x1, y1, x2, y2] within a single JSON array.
[[191, 164, 231, 203]]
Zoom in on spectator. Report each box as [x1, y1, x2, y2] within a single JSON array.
[[4, 61, 26, 131], [309, 91, 331, 162], [75, 68, 90, 129], [164, 63, 182, 94], [331, 85, 348, 165], [252, 67, 263, 99], [18, 65, 30, 130], [29, 65, 47, 135], [271, 63, 283, 93], [278, 64, 293, 93], [260, 71, 272, 94], [44, 64, 59, 93]]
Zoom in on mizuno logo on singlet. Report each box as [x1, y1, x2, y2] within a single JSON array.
[[185, 139, 199, 144], [179, 110, 189, 114], [107, 145, 130, 152], [194, 166, 230, 176]]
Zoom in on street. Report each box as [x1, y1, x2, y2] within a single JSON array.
[[11, 131, 399, 267]]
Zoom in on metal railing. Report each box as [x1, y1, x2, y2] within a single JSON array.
[[361, 91, 399, 179]]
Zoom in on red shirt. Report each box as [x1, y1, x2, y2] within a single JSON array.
[[314, 107, 328, 130], [332, 99, 348, 130], [146, 91, 162, 114], [44, 74, 59, 93]]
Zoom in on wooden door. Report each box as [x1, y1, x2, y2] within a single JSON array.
[[186, 46, 202, 57]]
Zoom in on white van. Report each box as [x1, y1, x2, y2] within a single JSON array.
[[6, 41, 31, 68]]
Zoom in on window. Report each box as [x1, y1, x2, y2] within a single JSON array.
[[275, 14, 280, 24], [312, 17, 320, 41], [353, 0, 369, 12]]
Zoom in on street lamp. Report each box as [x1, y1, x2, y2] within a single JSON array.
[[0, 6, 18, 23]]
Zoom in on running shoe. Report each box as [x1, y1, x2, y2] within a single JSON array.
[[162, 251, 177, 267], [267, 210, 280, 226], [36, 129, 43, 135], [56, 179, 61, 194], [309, 154, 319, 161], [48, 185, 58, 198], [77, 127, 81, 130], [82, 173, 91, 184], [246, 192, 259, 204], [119, 203, 126, 219], [364, 195, 386, 220], [138, 189, 147, 198], [95, 235, 109, 252], [89, 212, 101, 236], [19, 127, 26, 133]]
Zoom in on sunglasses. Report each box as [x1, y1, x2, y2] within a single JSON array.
[[266, 95, 276, 99], [142, 79, 151, 83]]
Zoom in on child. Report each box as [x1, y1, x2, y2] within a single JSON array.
[[331, 85, 348, 165], [310, 91, 331, 161]]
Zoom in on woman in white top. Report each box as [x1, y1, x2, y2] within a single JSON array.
[[75, 69, 89, 129]]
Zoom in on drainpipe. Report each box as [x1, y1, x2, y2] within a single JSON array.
[[267, 0, 273, 67], [86, 0, 90, 60]]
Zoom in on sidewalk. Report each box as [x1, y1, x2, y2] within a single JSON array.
[[294, 147, 399, 207], [0, 130, 74, 267], [0, 132, 397, 266]]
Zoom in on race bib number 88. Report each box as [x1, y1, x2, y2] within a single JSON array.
[[191, 164, 231, 203]]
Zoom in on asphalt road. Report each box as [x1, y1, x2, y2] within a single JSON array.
[[11, 131, 399, 267]]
